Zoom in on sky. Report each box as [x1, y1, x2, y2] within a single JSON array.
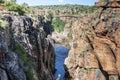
[[16, 0, 98, 6]]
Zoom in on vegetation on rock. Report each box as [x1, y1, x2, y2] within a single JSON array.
[[67, 29, 73, 39], [0, 20, 9, 29], [12, 44, 35, 80], [33, 5, 98, 15], [0, 1, 29, 15], [0, 15, 9, 30], [3, 2, 26, 15], [52, 18, 66, 33]]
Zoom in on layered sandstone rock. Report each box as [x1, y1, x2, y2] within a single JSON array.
[[95, 0, 120, 8], [65, 0, 120, 80]]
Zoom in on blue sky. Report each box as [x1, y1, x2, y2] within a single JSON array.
[[17, 0, 98, 6]]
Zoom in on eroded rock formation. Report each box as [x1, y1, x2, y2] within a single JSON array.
[[0, 12, 55, 80], [65, 0, 120, 80]]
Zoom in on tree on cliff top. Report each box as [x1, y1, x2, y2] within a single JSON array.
[[46, 11, 53, 23], [3, 2, 26, 15]]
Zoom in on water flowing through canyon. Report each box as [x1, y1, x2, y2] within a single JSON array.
[[1, 0, 120, 80], [54, 44, 69, 80]]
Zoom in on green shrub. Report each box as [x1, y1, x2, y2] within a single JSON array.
[[0, 20, 9, 30], [0, 0, 4, 4], [12, 44, 35, 80], [46, 11, 53, 22], [67, 29, 73, 39], [3, 2, 26, 15], [25, 69, 34, 80], [65, 42, 71, 49], [13, 44, 27, 65], [52, 18, 66, 33], [79, 50, 86, 55], [43, 75, 47, 80]]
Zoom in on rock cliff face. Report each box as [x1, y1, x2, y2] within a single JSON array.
[[0, 11, 55, 80], [65, 0, 120, 80]]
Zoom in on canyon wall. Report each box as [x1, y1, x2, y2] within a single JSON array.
[[65, 0, 120, 80], [0, 11, 55, 80]]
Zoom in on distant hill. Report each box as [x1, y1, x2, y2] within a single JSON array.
[[31, 4, 98, 15]]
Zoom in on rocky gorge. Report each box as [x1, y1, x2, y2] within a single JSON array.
[[0, 0, 120, 80]]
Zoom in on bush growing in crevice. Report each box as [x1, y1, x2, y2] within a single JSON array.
[[0, 15, 9, 30], [0, 20, 9, 30], [12, 44, 27, 65], [65, 42, 71, 49], [12, 44, 36, 80], [25, 69, 34, 80], [67, 29, 73, 39]]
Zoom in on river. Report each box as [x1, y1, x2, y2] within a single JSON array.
[[54, 44, 69, 80]]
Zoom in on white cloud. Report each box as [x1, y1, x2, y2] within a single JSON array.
[[58, 0, 64, 2]]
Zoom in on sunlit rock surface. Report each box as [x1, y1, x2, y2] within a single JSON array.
[[65, 0, 120, 80]]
